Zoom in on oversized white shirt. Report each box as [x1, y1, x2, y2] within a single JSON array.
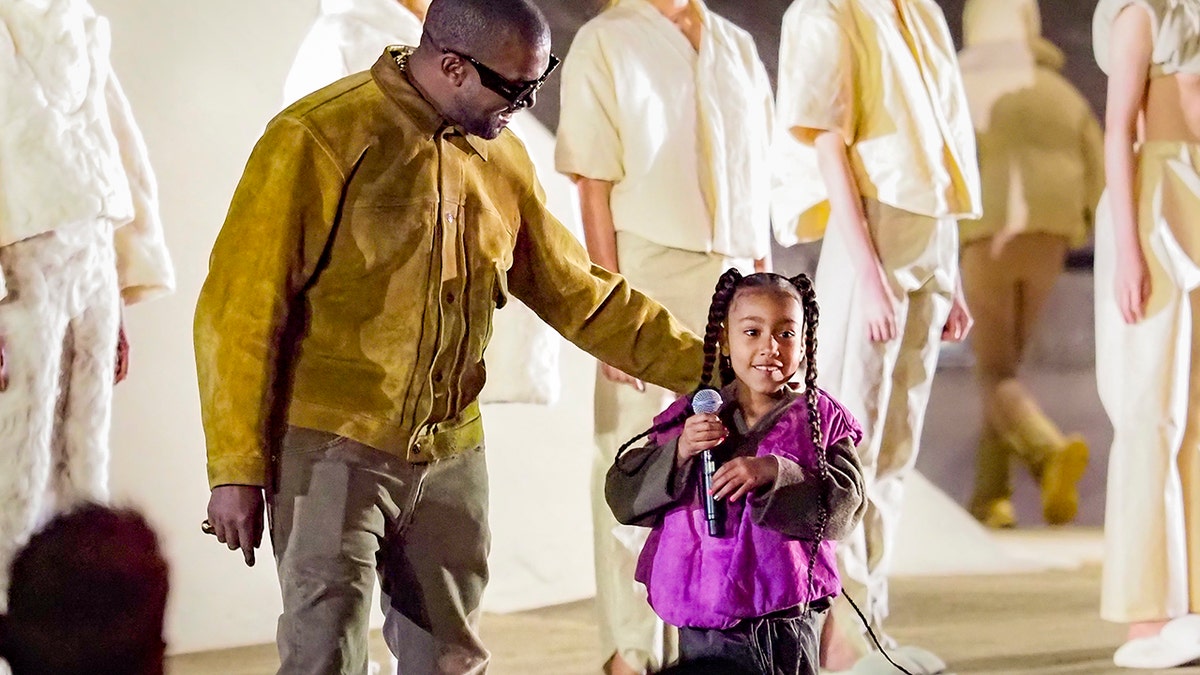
[[281, 0, 581, 406], [772, 0, 982, 245], [0, 0, 174, 303], [555, 0, 773, 261]]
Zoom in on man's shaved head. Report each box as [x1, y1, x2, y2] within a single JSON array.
[[424, 0, 550, 60]]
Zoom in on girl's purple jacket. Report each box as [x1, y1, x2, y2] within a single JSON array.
[[606, 386, 866, 630]]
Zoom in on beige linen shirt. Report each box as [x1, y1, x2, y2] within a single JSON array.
[[772, 0, 982, 245], [555, 0, 773, 260]]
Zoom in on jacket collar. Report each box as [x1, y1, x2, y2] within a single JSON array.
[[371, 46, 491, 160]]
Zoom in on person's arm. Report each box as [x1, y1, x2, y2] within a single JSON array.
[[607, 408, 728, 525], [196, 117, 343, 559], [750, 437, 866, 540], [507, 179, 702, 394], [605, 437, 690, 527], [555, 30, 652, 390], [813, 132, 900, 342], [106, 72, 176, 306], [1104, 4, 1154, 324], [575, 177, 646, 390]]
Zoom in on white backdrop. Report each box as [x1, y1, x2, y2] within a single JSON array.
[[91, 0, 597, 654]]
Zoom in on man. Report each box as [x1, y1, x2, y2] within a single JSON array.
[[772, 0, 982, 672], [282, 0, 582, 408], [555, 1, 773, 673], [196, 0, 702, 673]]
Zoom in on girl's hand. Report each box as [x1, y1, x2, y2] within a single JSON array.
[[1115, 249, 1151, 324], [710, 456, 778, 502], [676, 413, 726, 466]]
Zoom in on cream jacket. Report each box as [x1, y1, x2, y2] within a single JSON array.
[[0, 0, 174, 304], [555, 0, 773, 261], [772, 0, 982, 245]]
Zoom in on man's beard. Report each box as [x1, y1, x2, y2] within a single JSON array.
[[452, 99, 511, 140], [460, 112, 508, 140]]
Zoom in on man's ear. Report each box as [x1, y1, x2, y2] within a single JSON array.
[[439, 53, 469, 87]]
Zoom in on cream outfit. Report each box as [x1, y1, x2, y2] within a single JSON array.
[[1093, 0, 1200, 623], [774, 0, 981, 638], [283, 0, 579, 406], [958, 0, 1103, 519], [556, 0, 771, 668], [0, 0, 174, 603]]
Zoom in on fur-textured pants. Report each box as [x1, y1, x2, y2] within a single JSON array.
[[0, 222, 118, 606]]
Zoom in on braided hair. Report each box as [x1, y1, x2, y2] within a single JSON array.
[[616, 270, 827, 492]]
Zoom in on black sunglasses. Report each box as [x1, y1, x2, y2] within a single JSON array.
[[426, 32, 560, 109]]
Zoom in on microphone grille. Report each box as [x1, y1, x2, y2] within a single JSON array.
[[692, 388, 723, 415]]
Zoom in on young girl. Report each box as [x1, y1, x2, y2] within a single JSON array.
[[605, 270, 867, 675]]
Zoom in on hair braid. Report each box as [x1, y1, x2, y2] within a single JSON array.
[[789, 273, 830, 601], [701, 269, 742, 388]]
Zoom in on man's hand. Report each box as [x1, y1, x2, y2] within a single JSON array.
[[600, 363, 645, 392], [677, 413, 727, 467], [710, 456, 778, 502], [207, 485, 265, 566], [115, 319, 129, 384], [942, 285, 973, 342]]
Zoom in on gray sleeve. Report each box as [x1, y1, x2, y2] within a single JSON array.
[[605, 438, 693, 527], [750, 437, 866, 540]]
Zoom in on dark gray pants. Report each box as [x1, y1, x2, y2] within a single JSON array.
[[677, 602, 825, 675], [269, 426, 490, 675]]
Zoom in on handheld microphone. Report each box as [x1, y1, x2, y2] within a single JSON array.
[[692, 388, 724, 537]]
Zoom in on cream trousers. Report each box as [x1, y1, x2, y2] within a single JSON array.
[[815, 201, 958, 638], [1097, 142, 1200, 623]]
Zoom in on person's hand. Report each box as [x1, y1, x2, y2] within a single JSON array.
[[115, 318, 129, 384], [677, 413, 727, 466], [0, 334, 8, 392], [710, 456, 778, 502], [207, 485, 265, 567], [1115, 249, 1151, 324], [863, 268, 899, 343], [942, 288, 973, 342], [600, 363, 645, 392]]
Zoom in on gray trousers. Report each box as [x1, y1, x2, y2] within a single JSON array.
[[677, 602, 825, 675], [270, 426, 490, 675]]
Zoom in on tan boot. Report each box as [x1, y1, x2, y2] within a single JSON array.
[[969, 497, 1016, 529], [990, 381, 1090, 525], [1040, 433, 1089, 525]]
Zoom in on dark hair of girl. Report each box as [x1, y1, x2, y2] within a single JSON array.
[[613, 270, 827, 494]]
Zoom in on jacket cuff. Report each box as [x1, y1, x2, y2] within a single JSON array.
[[207, 455, 268, 489]]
